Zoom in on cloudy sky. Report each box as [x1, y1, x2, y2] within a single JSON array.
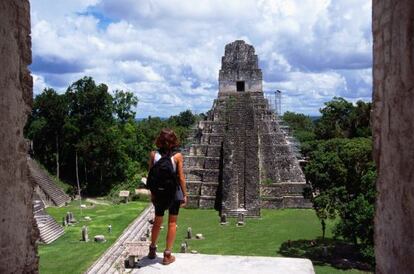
[[30, 0, 372, 118]]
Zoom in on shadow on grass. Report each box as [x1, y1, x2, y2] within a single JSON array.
[[278, 238, 373, 272]]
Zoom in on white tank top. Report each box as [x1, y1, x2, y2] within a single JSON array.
[[153, 151, 177, 172]]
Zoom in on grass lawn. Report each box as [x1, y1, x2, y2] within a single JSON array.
[[155, 208, 371, 274], [39, 203, 371, 274], [39, 200, 148, 274]]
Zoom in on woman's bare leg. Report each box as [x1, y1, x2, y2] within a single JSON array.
[[151, 215, 163, 246], [166, 214, 178, 250]]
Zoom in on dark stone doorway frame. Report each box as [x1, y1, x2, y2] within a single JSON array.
[[236, 81, 245, 92]]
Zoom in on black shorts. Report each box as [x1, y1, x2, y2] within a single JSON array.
[[154, 200, 181, 216]]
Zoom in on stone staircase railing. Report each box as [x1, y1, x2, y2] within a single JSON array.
[[85, 205, 154, 274]]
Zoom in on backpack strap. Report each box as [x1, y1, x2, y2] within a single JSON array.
[[154, 150, 177, 172]]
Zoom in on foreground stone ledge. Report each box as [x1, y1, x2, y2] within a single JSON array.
[[134, 254, 315, 274]]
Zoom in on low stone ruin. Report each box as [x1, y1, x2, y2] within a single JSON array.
[[32, 197, 65, 244], [119, 190, 130, 203], [29, 159, 69, 244], [184, 40, 311, 217], [82, 226, 89, 242], [94, 235, 106, 243]]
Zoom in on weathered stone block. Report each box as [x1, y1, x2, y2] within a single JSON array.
[[187, 182, 202, 196], [203, 157, 220, 169], [187, 196, 200, 208], [185, 156, 206, 168], [206, 146, 221, 157], [202, 169, 219, 181], [185, 169, 203, 181], [200, 183, 219, 196], [199, 197, 215, 208]]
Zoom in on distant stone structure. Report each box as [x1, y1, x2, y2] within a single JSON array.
[[184, 40, 311, 217], [28, 158, 71, 207], [28, 158, 69, 244]]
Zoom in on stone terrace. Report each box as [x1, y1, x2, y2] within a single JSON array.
[[134, 254, 315, 274]]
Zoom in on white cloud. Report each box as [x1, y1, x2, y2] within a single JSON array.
[[32, 74, 48, 94], [30, 0, 373, 117], [98, 0, 259, 22]]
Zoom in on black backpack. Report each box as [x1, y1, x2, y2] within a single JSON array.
[[146, 151, 177, 199]]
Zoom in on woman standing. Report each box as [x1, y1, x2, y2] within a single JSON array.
[[147, 128, 187, 265]]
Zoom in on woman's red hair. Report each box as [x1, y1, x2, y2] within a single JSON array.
[[155, 128, 180, 151]]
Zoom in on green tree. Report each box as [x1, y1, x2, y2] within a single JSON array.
[[314, 97, 372, 139], [25, 88, 68, 178], [315, 97, 354, 139], [65, 77, 117, 193], [351, 100, 372, 137], [169, 109, 197, 128], [282, 97, 374, 264], [25, 77, 201, 196], [281, 111, 316, 144], [304, 138, 375, 262], [282, 111, 314, 132], [113, 90, 139, 123]]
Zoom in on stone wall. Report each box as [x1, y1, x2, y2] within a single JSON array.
[[0, 1, 38, 273], [373, 1, 414, 273]]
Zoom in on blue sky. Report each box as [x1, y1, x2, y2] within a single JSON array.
[[30, 0, 372, 118]]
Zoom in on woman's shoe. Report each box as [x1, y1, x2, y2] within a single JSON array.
[[162, 250, 176, 265], [147, 244, 157, 259]]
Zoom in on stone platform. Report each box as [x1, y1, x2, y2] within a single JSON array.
[[133, 254, 315, 274]]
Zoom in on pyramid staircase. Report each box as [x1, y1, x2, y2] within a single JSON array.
[[28, 158, 70, 207], [184, 92, 311, 214], [33, 197, 65, 244], [28, 158, 69, 244]]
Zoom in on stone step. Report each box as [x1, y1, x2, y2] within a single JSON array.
[[261, 196, 312, 209], [36, 216, 53, 224], [41, 226, 64, 243], [200, 134, 223, 145], [184, 156, 220, 169], [33, 200, 45, 214], [40, 222, 61, 235], [187, 194, 219, 208], [186, 144, 221, 157], [42, 230, 65, 244], [34, 213, 65, 244], [28, 159, 71, 207], [199, 120, 226, 125], [185, 168, 219, 182], [186, 181, 219, 185], [187, 181, 219, 196]]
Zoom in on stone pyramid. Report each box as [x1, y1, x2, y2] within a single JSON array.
[[184, 40, 311, 217]]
